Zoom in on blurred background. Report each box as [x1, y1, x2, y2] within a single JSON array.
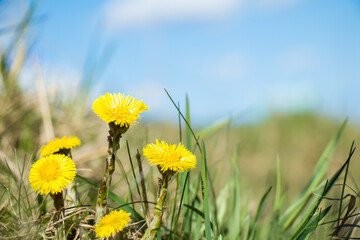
[[1, 0, 360, 201], [1, 0, 359, 125]]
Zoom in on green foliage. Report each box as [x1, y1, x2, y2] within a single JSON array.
[[2, 4, 360, 239]]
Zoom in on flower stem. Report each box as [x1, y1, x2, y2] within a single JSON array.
[[59, 149, 78, 207], [95, 122, 124, 224], [136, 150, 151, 224], [50, 191, 64, 220], [142, 175, 169, 240]]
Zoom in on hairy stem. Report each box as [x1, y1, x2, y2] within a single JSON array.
[[50, 191, 64, 221], [95, 123, 125, 224], [142, 175, 169, 240]]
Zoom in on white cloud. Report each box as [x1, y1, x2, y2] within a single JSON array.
[[253, 0, 301, 9], [102, 0, 242, 30], [102, 0, 303, 31]]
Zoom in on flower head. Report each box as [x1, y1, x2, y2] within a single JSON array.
[[40, 136, 81, 157], [143, 140, 197, 173], [29, 154, 76, 195], [92, 93, 148, 127], [95, 210, 131, 238]]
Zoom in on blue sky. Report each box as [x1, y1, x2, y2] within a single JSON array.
[[1, 0, 360, 125]]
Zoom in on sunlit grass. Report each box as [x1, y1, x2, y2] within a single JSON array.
[[2, 4, 360, 239]]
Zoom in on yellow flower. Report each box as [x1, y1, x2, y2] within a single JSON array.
[[92, 93, 148, 127], [143, 140, 197, 173], [40, 136, 81, 157], [29, 154, 76, 195], [95, 210, 131, 238]]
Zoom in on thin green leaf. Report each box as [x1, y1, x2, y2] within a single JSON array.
[[197, 118, 232, 139], [201, 143, 212, 240], [183, 204, 214, 231], [281, 119, 347, 231], [291, 142, 355, 239], [297, 206, 332, 240], [274, 155, 281, 212], [254, 186, 272, 226]]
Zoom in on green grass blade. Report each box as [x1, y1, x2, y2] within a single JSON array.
[[164, 89, 201, 152], [216, 182, 231, 230], [337, 141, 353, 230], [183, 204, 214, 231], [125, 141, 144, 215], [185, 94, 192, 150], [289, 181, 329, 240], [193, 208, 203, 240], [21, 156, 33, 217], [243, 218, 250, 240], [173, 172, 189, 239], [197, 118, 232, 139], [169, 174, 181, 240], [229, 144, 242, 239], [291, 142, 355, 239], [253, 186, 272, 227], [182, 95, 191, 237], [188, 172, 202, 235], [201, 143, 212, 240], [274, 155, 281, 212], [302, 119, 347, 196], [170, 102, 182, 239], [178, 101, 182, 142], [207, 164, 220, 238], [280, 119, 347, 231], [115, 153, 134, 210], [296, 206, 332, 240], [248, 187, 272, 239]]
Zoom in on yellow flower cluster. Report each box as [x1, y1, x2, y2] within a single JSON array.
[[40, 136, 81, 157], [143, 139, 197, 173], [29, 154, 76, 195], [95, 210, 131, 238], [27, 92, 198, 239], [92, 93, 148, 127]]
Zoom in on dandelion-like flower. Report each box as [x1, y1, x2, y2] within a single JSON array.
[[143, 140, 197, 173], [29, 154, 76, 195], [40, 136, 81, 157], [92, 93, 148, 127], [95, 210, 131, 238]]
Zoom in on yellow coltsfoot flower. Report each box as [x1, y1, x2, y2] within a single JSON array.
[[95, 210, 131, 238], [40, 136, 81, 157], [92, 93, 148, 127], [29, 154, 76, 195], [143, 140, 197, 173]]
